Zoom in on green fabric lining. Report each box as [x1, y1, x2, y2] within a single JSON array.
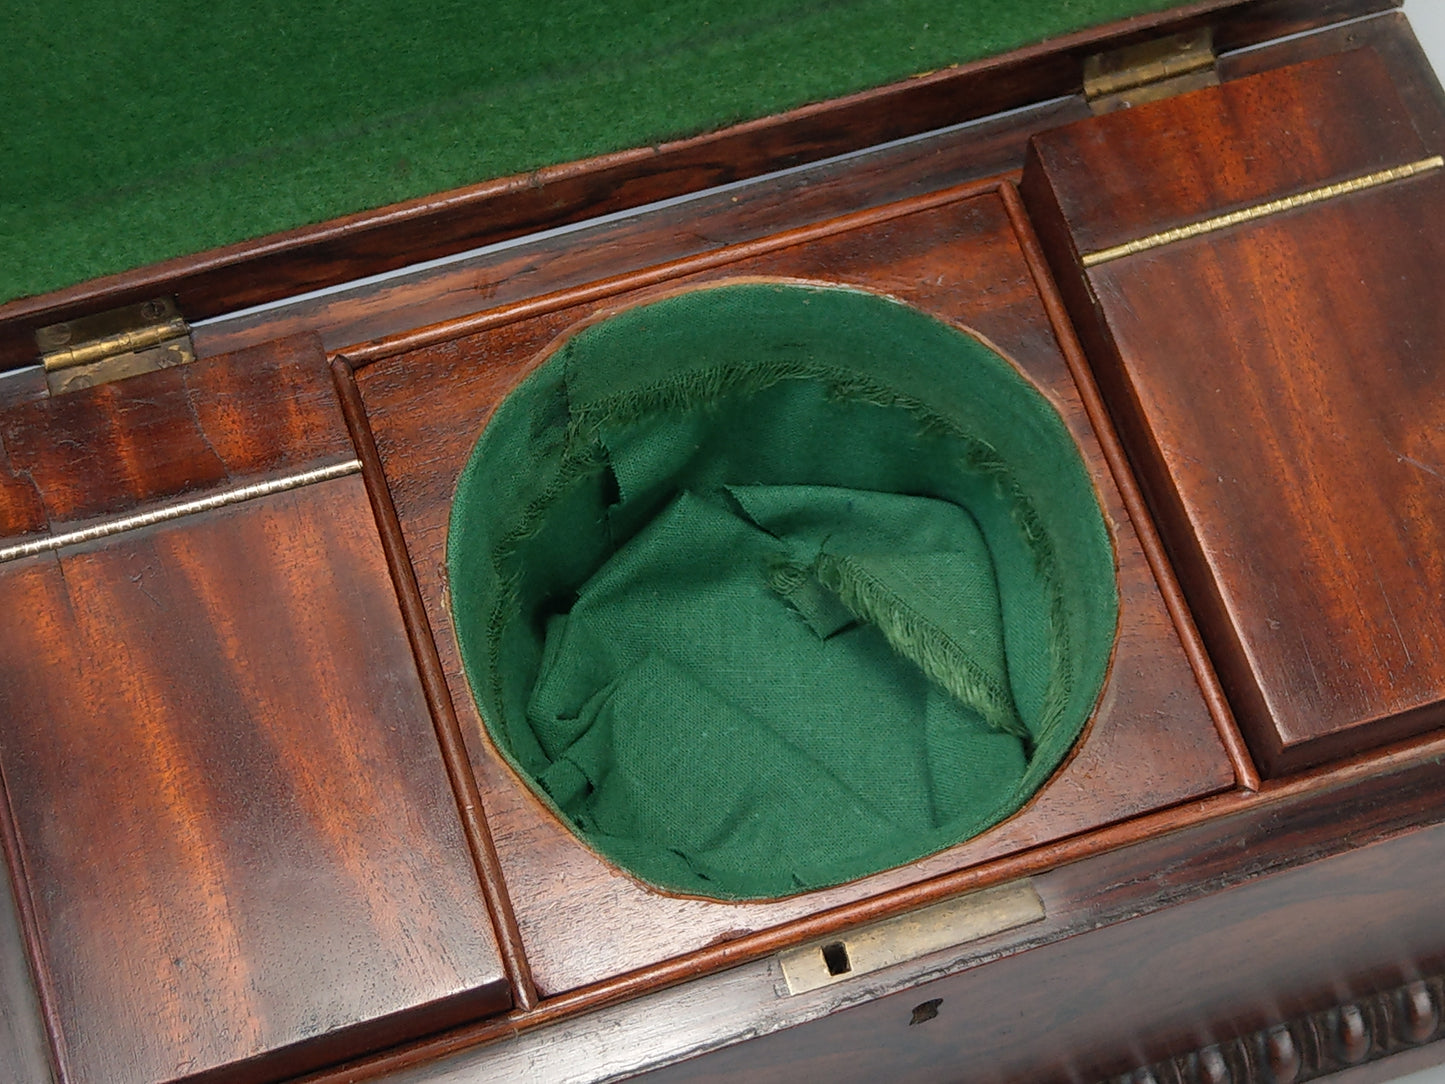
[[449, 282, 1117, 899], [4, 0, 1173, 304], [814, 552, 1031, 744]]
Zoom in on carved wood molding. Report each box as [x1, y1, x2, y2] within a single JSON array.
[[1102, 976, 1445, 1084]]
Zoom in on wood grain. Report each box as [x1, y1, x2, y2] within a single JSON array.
[[0, 433, 46, 541], [355, 185, 1235, 997], [999, 180, 1260, 792], [0, 0, 1396, 373], [0, 335, 353, 531], [193, 98, 1090, 364], [1023, 48, 1445, 773], [0, 339, 514, 1082], [0, 9, 1432, 1082], [330, 357, 538, 1012], [0, 481, 511, 1084], [1221, 14, 1445, 154], [190, 10, 1432, 372], [1031, 50, 1427, 257], [641, 812, 1445, 1083]]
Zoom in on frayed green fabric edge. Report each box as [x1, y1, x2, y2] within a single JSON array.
[[813, 553, 1033, 747], [480, 358, 1074, 753]]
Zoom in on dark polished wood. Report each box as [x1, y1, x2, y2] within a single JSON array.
[[193, 98, 1091, 364], [1030, 50, 1427, 257], [1087, 974, 1445, 1084], [1, 5, 1444, 1083], [356, 182, 1237, 997], [306, 742, 1445, 1082], [0, 448, 46, 541], [1220, 14, 1445, 150], [0, 1, 1397, 374], [0, 345, 512, 1083], [999, 181, 1261, 791], [330, 357, 538, 1013], [639, 786, 1445, 1084], [0, 336, 354, 531], [1022, 48, 1445, 775]]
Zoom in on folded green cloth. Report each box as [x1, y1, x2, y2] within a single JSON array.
[[449, 283, 1116, 898]]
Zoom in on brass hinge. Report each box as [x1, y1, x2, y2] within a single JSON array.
[[34, 297, 195, 396], [1083, 28, 1218, 115]]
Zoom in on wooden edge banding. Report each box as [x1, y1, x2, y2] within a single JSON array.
[[342, 174, 1022, 368], [1097, 973, 1445, 1084], [327, 356, 538, 1012], [997, 180, 1262, 793], [297, 146, 1445, 1082], [296, 804, 1268, 1084]]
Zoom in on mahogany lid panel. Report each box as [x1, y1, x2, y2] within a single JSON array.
[[1021, 49, 1445, 773], [1037, 49, 1427, 256], [355, 184, 1237, 997], [0, 345, 511, 1083], [643, 785, 1445, 1084], [0, 335, 356, 533]]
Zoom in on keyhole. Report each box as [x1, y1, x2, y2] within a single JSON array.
[[821, 941, 852, 976]]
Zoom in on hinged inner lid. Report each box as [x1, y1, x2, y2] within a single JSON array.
[[0, 340, 512, 1083], [1022, 47, 1445, 774]]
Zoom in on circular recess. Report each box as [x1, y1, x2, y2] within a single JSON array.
[[448, 282, 1117, 899]]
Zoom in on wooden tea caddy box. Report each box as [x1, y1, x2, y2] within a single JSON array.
[[1, 2, 1443, 1081]]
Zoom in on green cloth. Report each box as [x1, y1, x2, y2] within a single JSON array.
[[449, 283, 1117, 898], [3, 0, 1172, 305]]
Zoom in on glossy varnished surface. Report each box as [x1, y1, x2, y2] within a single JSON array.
[[0, 9, 1439, 1082], [189, 9, 1423, 371], [1032, 50, 1427, 256], [193, 98, 1091, 363], [356, 184, 1235, 997], [331, 739, 1445, 1082], [644, 764, 1445, 1083], [0, 336, 354, 530], [1023, 48, 1445, 774], [0, 346, 511, 1083]]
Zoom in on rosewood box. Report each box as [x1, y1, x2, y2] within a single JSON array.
[[1, 3, 1444, 1082]]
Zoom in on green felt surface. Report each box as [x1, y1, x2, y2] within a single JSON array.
[[449, 283, 1117, 898], [3, 0, 1169, 305]]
